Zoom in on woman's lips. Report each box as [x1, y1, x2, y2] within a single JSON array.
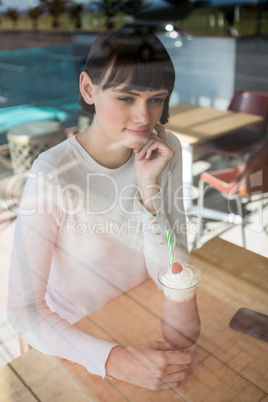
[[125, 128, 149, 137]]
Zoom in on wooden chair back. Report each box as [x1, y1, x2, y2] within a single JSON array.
[[228, 91, 268, 134]]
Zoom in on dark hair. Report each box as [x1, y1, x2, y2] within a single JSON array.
[[78, 26, 175, 124]]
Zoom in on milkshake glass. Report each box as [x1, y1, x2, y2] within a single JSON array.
[[158, 264, 202, 349]]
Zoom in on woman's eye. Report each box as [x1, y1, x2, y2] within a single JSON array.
[[151, 98, 165, 104], [118, 97, 133, 102]]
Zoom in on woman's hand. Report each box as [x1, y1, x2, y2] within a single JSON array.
[[134, 124, 174, 187], [134, 124, 174, 214], [105, 340, 196, 390]]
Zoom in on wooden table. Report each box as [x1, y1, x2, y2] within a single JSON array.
[[1, 238, 268, 401], [166, 103, 263, 147], [166, 104, 263, 220]]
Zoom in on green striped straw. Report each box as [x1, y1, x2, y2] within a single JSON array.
[[166, 229, 174, 267]]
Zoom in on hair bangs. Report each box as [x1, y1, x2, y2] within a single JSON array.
[[101, 42, 174, 93], [102, 59, 174, 94]]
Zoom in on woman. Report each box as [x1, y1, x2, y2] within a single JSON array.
[[8, 27, 196, 390]]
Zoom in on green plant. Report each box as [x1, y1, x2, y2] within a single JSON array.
[[5, 7, 19, 27], [28, 6, 43, 29], [90, 0, 122, 29], [39, 0, 70, 28], [69, 2, 83, 29]]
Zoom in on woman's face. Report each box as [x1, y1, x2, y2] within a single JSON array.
[[91, 82, 169, 149]]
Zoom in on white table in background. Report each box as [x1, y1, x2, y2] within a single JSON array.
[[166, 103, 263, 222]]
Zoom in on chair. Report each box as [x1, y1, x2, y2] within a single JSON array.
[[196, 91, 268, 158], [197, 140, 268, 248]]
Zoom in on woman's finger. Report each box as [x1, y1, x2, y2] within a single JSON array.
[[165, 364, 189, 375], [144, 141, 172, 160], [133, 137, 154, 155], [134, 138, 156, 159], [154, 123, 167, 143], [135, 138, 172, 161], [133, 129, 165, 154], [136, 143, 159, 160], [164, 370, 187, 383], [158, 369, 188, 389]]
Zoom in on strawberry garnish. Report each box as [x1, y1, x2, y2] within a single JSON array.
[[172, 262, 183, 274]]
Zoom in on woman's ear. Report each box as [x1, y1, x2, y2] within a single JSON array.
[[80, 72, 95, 105]]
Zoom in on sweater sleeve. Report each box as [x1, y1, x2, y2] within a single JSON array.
[[134, 132, 189, 287], [7, 158, 117, 378]]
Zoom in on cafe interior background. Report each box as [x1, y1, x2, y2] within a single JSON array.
[[0, 0, 267, 369]]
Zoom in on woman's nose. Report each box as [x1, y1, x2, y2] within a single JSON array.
[[131, 103, 150, 125]]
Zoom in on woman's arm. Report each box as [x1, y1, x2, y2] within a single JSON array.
[[134, 124, 174, 216], [133, 128, 201, 348], [7, 159, 116, 378], [135, 129, 189, 283]]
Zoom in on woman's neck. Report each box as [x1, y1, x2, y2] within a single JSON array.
[[76, 125, 132, 169]]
